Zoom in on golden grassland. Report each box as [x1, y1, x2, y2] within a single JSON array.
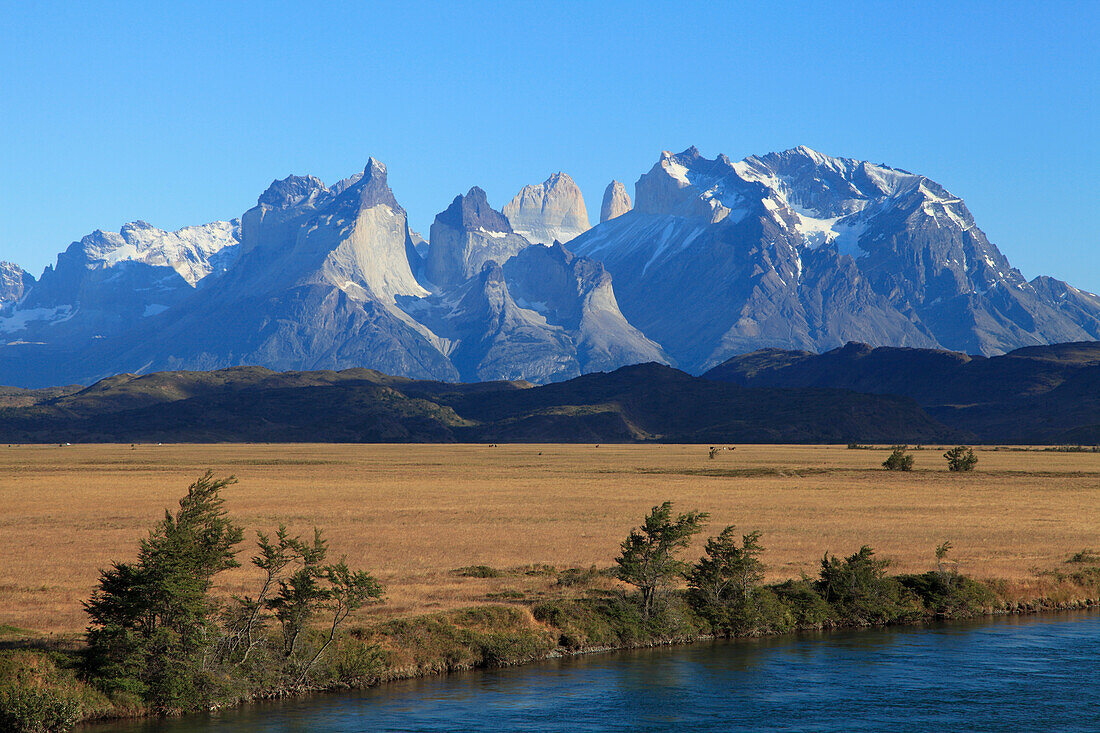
[[1, 443, 1098, 637]]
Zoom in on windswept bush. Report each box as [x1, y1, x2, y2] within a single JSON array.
[[81, 472, 384, 715], [882, 446, 914, 471], [816, 546, 921, 625], [83, 472, 245, 712], [944, 445, 978, 472], [687, 527, 768, 634], [616, 502, 707, 618]]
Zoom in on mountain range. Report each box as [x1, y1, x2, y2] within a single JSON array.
[[1, 146, 1097, 388]]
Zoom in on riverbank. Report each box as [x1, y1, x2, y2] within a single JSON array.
[[78, 610, 1100, 733], [5, 559, 1100, 731]]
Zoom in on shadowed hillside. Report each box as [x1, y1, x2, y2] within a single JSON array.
[[0, 363, 957, 444], [704, 341, 1100, 443]]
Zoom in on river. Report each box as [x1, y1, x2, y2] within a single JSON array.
[[88, 610, 1099, 732]]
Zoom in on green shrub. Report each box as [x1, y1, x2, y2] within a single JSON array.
[[816, 546, 922, 625], [687, 527, 767, 635], [454, 565, 502, 578], [616, 502, 707, 618], [944, 445, 978, 472], [882, 446, 914, 471], [1067, 549, 1100, 564], [722, 587, 795, 635], [770, 580, 834, 627], [370, 606, 554, 674], [0, 685, 81, 733], [478, 632, 554, 667], [82, 473, 385, 709], [533, 592, 707, 651], [897, 572, 995, 618], [311, 635, 385, 687], [533, 596, 645, 650], [555, 566, 612, 587], [0, 650, 108, 733]]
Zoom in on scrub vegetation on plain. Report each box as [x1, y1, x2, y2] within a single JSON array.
[[2, 443, 1099, 730]]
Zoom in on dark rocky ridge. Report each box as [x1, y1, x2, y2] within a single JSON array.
[[704, 340, 1100, 443], [0, 362, 957, 444]]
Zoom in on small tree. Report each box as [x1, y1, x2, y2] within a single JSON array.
[[944, 445, 978, 472], [882, 445, 914, 471], [294, 560, 383, 687], [687, 527, 766, 632], [84, 474, 386, 710], [616, 501, 708, 617], [268, 529, 330, 658], [84, 472, 244, 710], [221, 525, 300, 664]]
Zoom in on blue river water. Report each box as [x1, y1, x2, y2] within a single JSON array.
[[88, 610, 1099, 732]]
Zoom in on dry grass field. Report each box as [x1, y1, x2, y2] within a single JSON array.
[[1, 443, 1098, 637]]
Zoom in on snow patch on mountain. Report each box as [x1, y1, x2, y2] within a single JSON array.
[[0, 305, 74, 333], [87, 220, 241, 285]]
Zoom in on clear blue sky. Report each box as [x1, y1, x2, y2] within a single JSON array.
[[1, 1, 1097, 291]]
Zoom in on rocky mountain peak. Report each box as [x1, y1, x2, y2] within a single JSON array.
[[424, 188, 529, 289], [502, 172, 590, 245], [436, 187, 514, 233], [600, 180, 632, 222], [337, 157, 402, 212], [0, 261, 34, 308], [3, 145, 1098, 390], [634, 147, 750, 223], [257, 175, 327, 209]]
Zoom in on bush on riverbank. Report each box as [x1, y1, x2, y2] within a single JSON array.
[[0, 649, 109, 732], [533, 592, 707, 651], [75, 473, 384, 720], [365, 606, 556, 677]]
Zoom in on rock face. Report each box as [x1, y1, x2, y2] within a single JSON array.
[[600, 180, 632, 222], [406, 214, 667, 382], [503, 172, 590, 245], [0, 262, 34, 309], [424, 187, 530, 288], [570, 145, 1100, 370], [98, 158, 457, 382]]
